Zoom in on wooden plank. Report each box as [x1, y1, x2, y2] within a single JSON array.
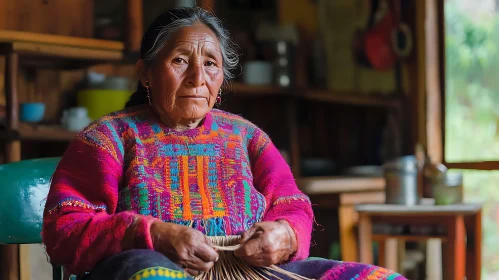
[[339, 191, 385, 205], [0, 30, 124, 51], [304, 89, 401, 108], [18, 124, 77, 141], [0, 0, 93, 38], [445, 161, 499, 170], [227, 82, 288, 96], [10, 42, 123, 61], [355, 204, 482, 216], [299, 177, 385, 195]]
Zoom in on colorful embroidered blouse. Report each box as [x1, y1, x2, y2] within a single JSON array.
[[42, 106, 314, 275]]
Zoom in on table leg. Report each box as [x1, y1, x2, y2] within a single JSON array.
[[339, 205, 359, 262], [465, 210, 482, 280], [358, 213, 373, 264], [444, 215, 466, 280]]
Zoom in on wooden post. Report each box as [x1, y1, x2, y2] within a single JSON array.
[[1, 51, 20, 280], [126, 0, 143, 52], [425, 0, 443, 162]]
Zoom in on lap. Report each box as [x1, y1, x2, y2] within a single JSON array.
[[84, 249, 192, 280], [277, 258, 407, 280], [83, 251, 405, 280]]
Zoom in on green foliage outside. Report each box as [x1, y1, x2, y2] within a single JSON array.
[[445, 1, 499, 278]]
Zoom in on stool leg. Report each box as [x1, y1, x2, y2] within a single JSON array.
[[426, 238, 443, 280], [444, 215, 466, 280], [384, 238, 399, 272], [358, 213, 373, 264]]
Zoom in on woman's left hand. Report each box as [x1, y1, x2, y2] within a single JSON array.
[[234, 220, 297, 267]]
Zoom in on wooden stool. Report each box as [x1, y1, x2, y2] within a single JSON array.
[[355, 204, 482, 280]]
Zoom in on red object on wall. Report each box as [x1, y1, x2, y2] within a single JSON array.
[[363, 11, 398, 71]]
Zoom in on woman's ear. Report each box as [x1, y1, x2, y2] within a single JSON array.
[[137, 59, 149, 88]]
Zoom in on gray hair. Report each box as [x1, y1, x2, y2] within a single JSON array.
[[142, 7, 239, 84]]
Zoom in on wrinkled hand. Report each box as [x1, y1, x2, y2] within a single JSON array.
[[234, 220, 297, 267], [150, 221, 219, 276]]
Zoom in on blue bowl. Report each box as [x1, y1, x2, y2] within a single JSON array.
[[20, 102, 45, 123]]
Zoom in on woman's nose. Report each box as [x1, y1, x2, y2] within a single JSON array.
[[186, 63, 205, 87]]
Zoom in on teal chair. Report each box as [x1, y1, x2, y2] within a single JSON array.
[[0, 157, 63, 280]]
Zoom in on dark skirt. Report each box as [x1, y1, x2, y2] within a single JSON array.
[[84, 249, 407, 280]]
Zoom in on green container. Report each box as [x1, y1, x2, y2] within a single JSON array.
[[77, 89, 133, 120]]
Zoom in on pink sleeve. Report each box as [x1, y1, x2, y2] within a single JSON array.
[[249, 129, 314, 261], [42, 135, 158, 275]]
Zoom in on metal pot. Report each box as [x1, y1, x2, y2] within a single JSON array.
[[383, 155, 419, 205]]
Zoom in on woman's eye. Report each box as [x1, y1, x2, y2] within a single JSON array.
[[173, 58, 186, 64], [205, 61, 217, 67]]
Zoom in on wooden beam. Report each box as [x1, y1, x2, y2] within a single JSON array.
[[445, 161, 499, 170], [425, 0, 443, 163], [126, 0, 143, 52]]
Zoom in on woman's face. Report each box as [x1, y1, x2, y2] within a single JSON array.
[[140, 23, 224, 124]]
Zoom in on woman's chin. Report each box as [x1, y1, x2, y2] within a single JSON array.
[[178, 105, 211, 120]]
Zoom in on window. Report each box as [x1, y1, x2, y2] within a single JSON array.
[[445, 0, 499, 277]]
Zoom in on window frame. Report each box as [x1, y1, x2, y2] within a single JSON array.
[[432, 0, 499, 170]]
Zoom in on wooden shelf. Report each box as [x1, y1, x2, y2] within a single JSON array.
[[225, 82, 402, 108], [18, 124, 77, 141], [226, 82, 288, 96], [372, 234, 447, 242], [0, 30, 124, 50], [298, 176, 385, 195], [0, 30, 124, 69], [304, 89, 402, 108]]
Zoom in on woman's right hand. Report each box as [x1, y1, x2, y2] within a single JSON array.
[[150, 221, 219, 276]]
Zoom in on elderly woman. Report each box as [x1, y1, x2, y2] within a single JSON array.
[[42, 7, 406, 280]]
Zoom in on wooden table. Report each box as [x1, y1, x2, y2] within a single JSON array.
[[355, 204, 482, 280], [299, 176, 386, 262]]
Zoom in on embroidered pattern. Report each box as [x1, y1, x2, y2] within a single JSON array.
[[47, 198, 106, 214], [273, 194, 312, 206], [68, 108, 275, 236], [128, 266, 188, 280], [321, 262, 405, 280]]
